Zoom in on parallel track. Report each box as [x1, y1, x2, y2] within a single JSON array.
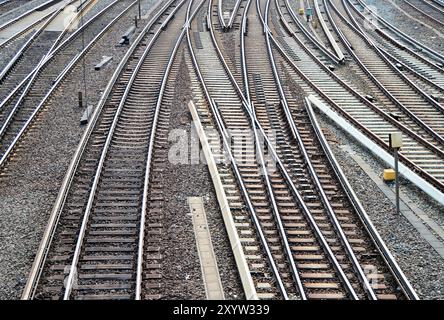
[[0, 0, 139, 169], [272, 0, 444, 191], [327, 0, 444, 144], [350, 0, 444, 65], [19, 0, 426, 301], [188, 0, 418, 299], [342, 0, 444, 95], [22, 0, 191, 300], [403, 0, 444, 28]]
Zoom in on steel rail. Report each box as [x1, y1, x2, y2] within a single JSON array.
[[0, 0, 139, 168], [45, 0, 97, 56], [283, 0, 342, 64], [0, 0, 61, 32], [240, 0, 251, 101], [342, 0, 444, 77], [62, 0, 188, 299], [266, 0, 379, 300], [21, 0, 178, 300], [403, 0, 444, 27], [236, 0, 306, 299], [191, 0, 290, 299], [323, 0, 442, 111], [226, 0, 242, 28], [352, 0, 444, 65], [324, 0, 444, 146], [429, 0, 444, 9], [339, 0, 444, 115], [261, 0, 358, 300], [209, 0, 419, 300], [380, 49, 444, 94], [0, 0, 87, 82], [312, 0, 344, 60], [217, 0, 227, 29], [212, 0, 370, 299], [269, 25, 444, 194], [0, 0, 123, 112], [305, 98, 419, 300], [136, 0, 206, 300]]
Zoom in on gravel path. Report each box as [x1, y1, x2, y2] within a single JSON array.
[[316, 112, 444, 300], [0, 0, 161, 300]]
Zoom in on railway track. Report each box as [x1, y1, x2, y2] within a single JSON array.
[[0, 0, 117, 101], [21, 0, 196, 300], [270, 0, 444, 194], [0, 0, 65, 34], [402, 0, 444, 28], [186, 0, 418, 299], [0, 0, 21, 16], [341, 0, 444, 96], [283, 0, 342, 64], [217, 0, 242, 29], [15, 0, 429, 301], [256, 0, 418, 300], [0, 0, 140, 169], [0, 0, 94, 83], [327, 1, 444, 143], [350, 0, 444, 65]]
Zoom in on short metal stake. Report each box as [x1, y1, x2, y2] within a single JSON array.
[[394, 147, 400, 216], [78, 91, 83, 108], [389, 132, 402, 217]]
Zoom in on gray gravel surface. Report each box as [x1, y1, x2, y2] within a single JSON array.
[[363, 0, 444, 54], [0, 0, 161, 300], [316, 112, 444, 300]]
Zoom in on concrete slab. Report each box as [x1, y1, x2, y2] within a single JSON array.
[[188, 196, 225, 300]]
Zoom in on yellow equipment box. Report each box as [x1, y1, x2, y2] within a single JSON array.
[[299, 8, 304, 15], [383, 169, 396, 181]]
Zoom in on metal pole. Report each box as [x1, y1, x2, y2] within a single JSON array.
[[394, 148, 400, 216], [78, 91, 82, 108], [138, 0, 141, 19]]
